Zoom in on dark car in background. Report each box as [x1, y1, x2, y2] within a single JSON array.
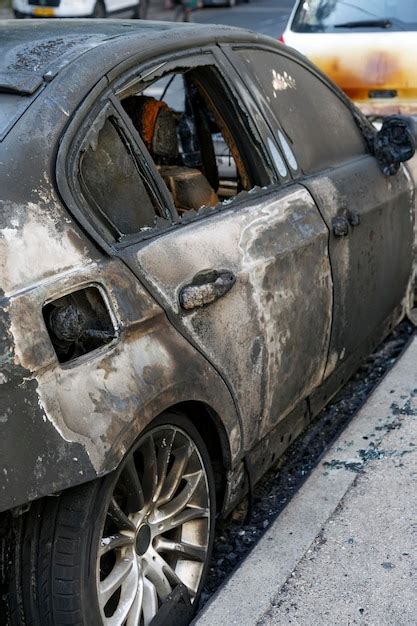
[[0, 19, 416, 626]]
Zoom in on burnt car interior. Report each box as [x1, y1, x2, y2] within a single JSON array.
[[77, 65, 273, 243], [121, 67, 251, 213]]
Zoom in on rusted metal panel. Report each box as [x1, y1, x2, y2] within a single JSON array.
[[314, 47, 417, 116], [120, 185, 333, 450]]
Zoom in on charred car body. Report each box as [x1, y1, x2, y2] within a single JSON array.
[[0, 20, 416, 626]]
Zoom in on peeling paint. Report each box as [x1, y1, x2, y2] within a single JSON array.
[[1, 255, 239, 512], [127, 185, 332, 447], [0, 199, 97, 297]]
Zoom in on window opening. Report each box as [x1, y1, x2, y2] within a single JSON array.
[[121, 68, 253, 215], [79, 116, 164, 240]]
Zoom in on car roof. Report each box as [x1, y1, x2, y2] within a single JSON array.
[[0, 19, 262, 141], [0, 19, 247, 89]]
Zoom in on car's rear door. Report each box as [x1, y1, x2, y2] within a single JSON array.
[[75, 50, 333, 450], [122, 186, 332, 448], [228, 44, 414, 392]]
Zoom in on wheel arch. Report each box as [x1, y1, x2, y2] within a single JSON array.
[[166, 400, 232, 514]]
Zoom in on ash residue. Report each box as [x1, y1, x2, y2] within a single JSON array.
[[12, 36, 89, 72], [200, 320, 414, 607]]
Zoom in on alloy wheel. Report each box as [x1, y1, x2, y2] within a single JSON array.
[[97, 424, 211, 625]]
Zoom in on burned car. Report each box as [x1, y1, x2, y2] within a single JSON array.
[[0, 19, 416, 626]]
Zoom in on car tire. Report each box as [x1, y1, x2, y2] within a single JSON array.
[[13, 9, 24, 17], [8, 413, 216, 625], [227, 0, 235, 6], [92, 0, 106, 17]]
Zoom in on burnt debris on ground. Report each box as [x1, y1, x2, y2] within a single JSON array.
[[200, 319, 415, 607]]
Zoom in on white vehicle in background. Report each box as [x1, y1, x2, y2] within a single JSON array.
[[281, 0, 417, 119], [13, 0, 146, 18]]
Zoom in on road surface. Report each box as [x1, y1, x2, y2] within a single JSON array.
[[0, 0, 296, 36], [194, 0, 294, 38]]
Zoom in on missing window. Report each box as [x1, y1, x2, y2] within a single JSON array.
[[79, 117, 164, 239], [121, 68, 256, 215]]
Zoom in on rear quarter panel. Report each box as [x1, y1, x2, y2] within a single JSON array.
[[0, 258, 240, 513], [0, 68, 240, 513]]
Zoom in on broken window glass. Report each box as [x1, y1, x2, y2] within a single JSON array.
[[79, 117, 161, 238], [121, 68, 254, 215]]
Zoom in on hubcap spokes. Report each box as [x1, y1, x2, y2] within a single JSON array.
[[97, 426, 210, 626]]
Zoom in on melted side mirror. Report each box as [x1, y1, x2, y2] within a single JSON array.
[[374, 115, 416, 176]]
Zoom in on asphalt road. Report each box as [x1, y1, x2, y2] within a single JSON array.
[[194, 0, 295, 38], [0, 0, 296, 36]]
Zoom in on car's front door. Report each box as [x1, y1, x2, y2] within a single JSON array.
[[230, 45, 414, 387], [77, 54, 334, 450]]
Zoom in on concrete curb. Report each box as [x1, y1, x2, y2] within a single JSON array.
[[195, 335, 417, 626]]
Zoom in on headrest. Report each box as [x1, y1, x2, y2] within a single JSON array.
[[123, 95, 179, 162]]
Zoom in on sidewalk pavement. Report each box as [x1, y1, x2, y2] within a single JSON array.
[[196, 334, 417, 626]]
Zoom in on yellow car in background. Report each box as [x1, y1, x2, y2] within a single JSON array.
[[281, 0, 417, 119]]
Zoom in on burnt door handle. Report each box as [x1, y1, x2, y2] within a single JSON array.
[[332, 216, 349, 237], [332, 211, 361, 238], [179, 270, 236, 311], [347, 210, 361, 227]]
